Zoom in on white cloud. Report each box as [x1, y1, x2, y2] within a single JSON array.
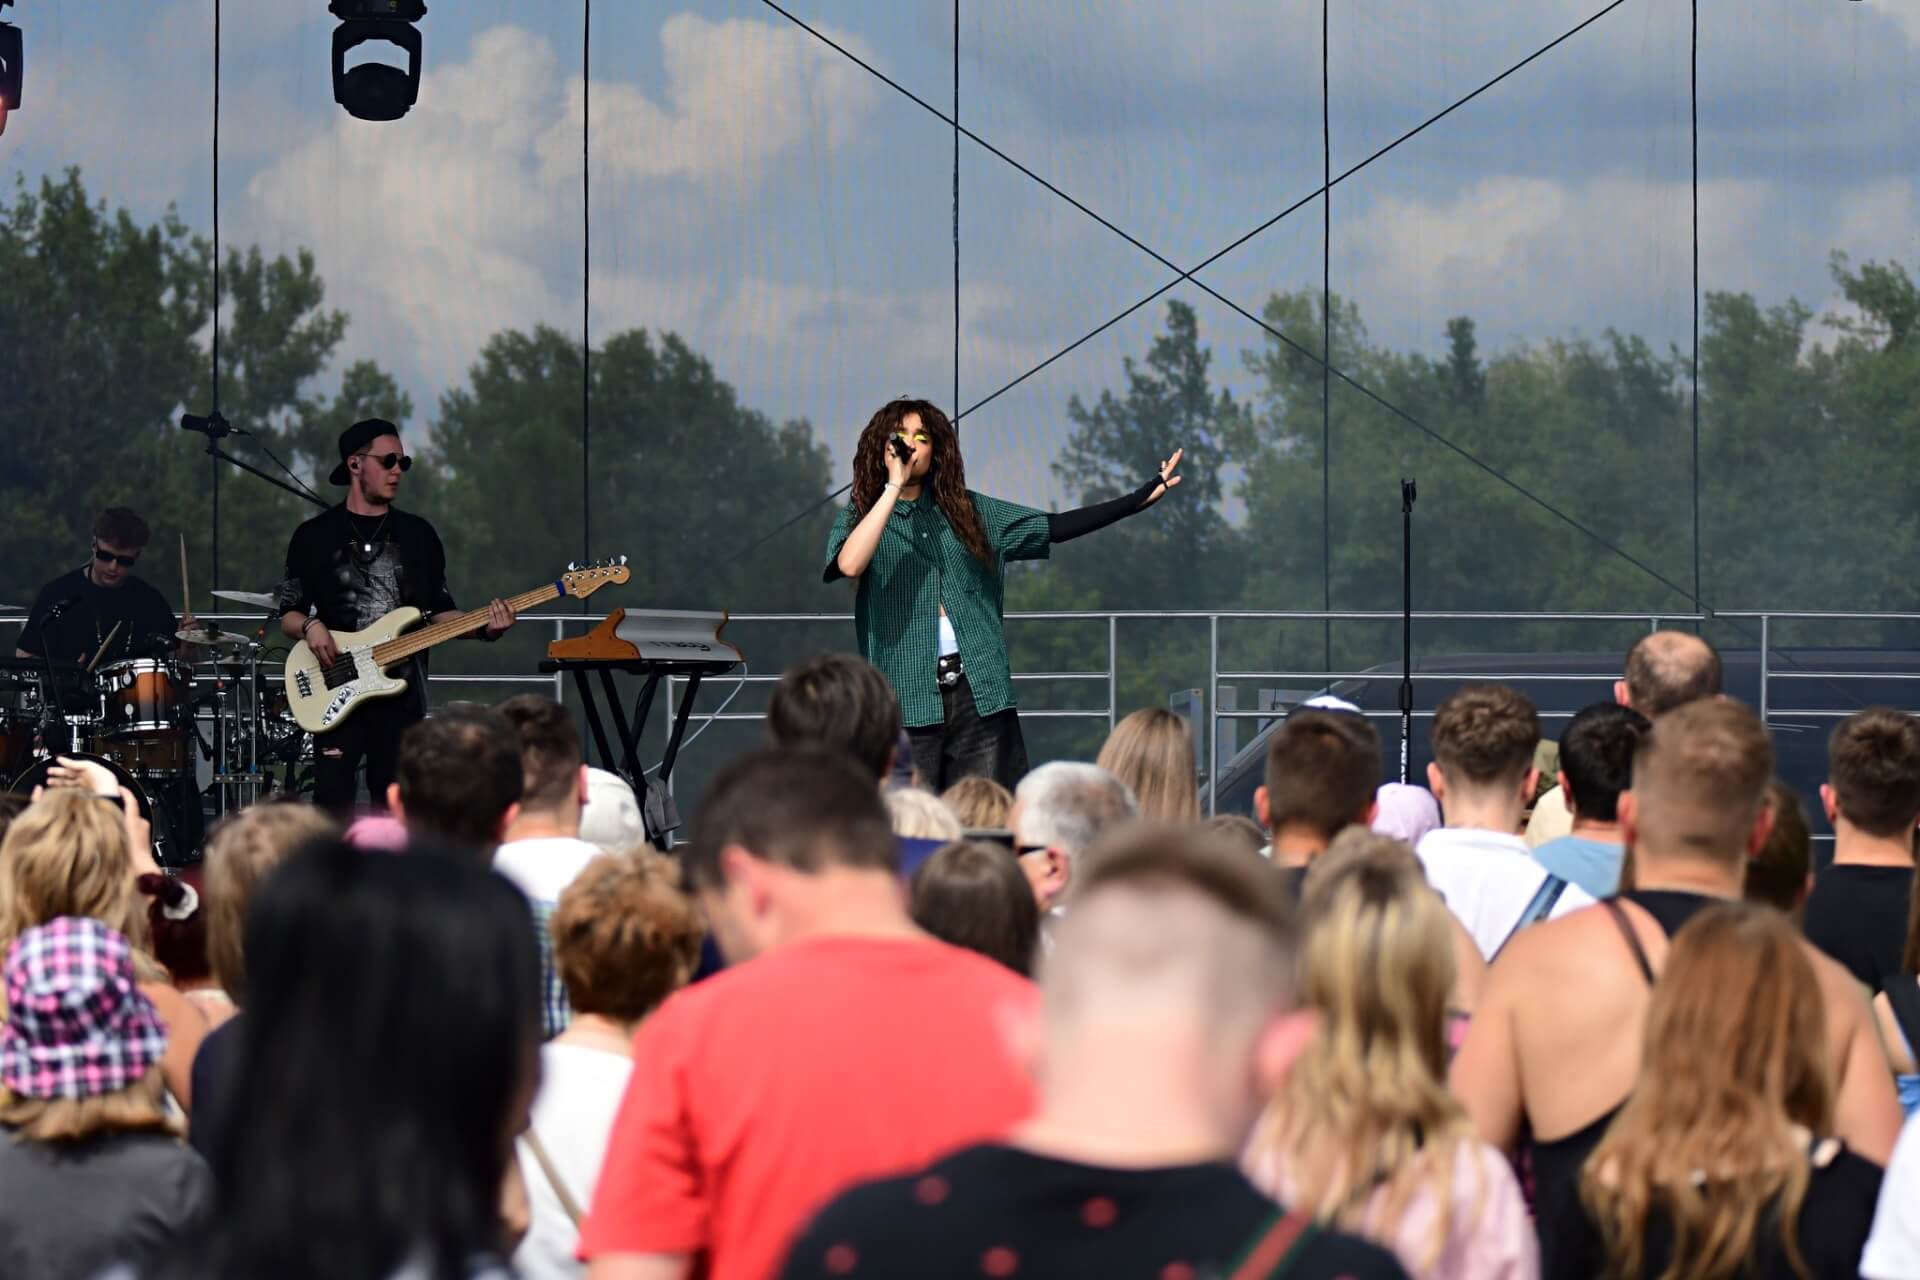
[[1338, 175, 1771, 346], [536, 15, 879, 190], [1860, 0, 1920, 46], [245, 17, 885, 395]]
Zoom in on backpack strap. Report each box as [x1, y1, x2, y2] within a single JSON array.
[[1886, 974, 1920, 1068], [1492, 874, 1568, 962], [1229, 1207, 1318, 1280]]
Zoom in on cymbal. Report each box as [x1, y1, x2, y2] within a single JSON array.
[[211, 589, 277, 609], [177, 626, 250, 654]]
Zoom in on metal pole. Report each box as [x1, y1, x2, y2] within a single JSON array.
[[1107, 614, 1117, 732], [1208, 615, 1219, 816], [1399, 478, 1416, 783], [1759, 614, 1771, 727]]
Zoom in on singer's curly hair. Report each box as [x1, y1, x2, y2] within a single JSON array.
[[849, 399, 992, 565]]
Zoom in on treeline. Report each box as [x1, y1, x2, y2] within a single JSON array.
[[5, 170, 1916, 768]]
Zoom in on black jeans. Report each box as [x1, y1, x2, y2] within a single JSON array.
[[906, 670, 1029, 793], [312, 694, 420, 815]]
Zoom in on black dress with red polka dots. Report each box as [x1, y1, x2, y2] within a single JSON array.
[[777, 1143, 1409, 1280]]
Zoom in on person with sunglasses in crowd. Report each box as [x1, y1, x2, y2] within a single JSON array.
[[15, 506, 197, 665], [826, 398, 1182, 790], [274, 419, 517, 814]]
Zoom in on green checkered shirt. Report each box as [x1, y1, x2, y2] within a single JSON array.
[[824, 490, 1051, 728]]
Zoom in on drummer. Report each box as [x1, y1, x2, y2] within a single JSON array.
[[14, 508, 196, 666]]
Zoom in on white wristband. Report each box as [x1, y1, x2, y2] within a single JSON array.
[[883, 482, 903, 495]]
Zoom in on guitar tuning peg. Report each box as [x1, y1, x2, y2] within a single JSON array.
[[618, 554, 629, 566], [566, 561, 579, 572]]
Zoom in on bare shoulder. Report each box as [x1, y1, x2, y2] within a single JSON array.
[[1482, 901, 1648, 1031], [1799, 940, 1875, 1024]]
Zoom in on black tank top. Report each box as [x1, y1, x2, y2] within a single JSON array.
[[1530, 890, 1719, 1272]]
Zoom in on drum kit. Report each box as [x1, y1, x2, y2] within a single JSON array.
[[2, 588, 314, 866]]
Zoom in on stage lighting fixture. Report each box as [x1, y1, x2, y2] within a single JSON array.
[[329, 0, 426, 122], [0, 3, 22, 139]]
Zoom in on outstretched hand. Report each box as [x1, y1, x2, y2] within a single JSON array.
[[1144, 448, 1185, 507]]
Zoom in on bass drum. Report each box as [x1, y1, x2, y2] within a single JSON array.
[[8, 753, 183, 869]]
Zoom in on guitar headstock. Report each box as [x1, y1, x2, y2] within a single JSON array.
[[561, 556, 631, 598]]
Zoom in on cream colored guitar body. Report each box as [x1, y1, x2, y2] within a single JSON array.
[[284, 607, 423, 733]]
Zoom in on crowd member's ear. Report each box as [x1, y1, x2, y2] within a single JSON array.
[[576, 765, 591, 808], [1819, 783, 1838, 826], [1254, 785, 1272, 830], [1746, 799, 1777, 860], [1254, 1009, 1319, 1093], [1557, 770, 1574, 819], [1613, 679, 1632, 709], [1362, 798, 1380, 828], [386, 782, 406, 821], [1617, 789, 1639, 850], [493, 801, 522, 844], [1425, 762, 1449, 808]]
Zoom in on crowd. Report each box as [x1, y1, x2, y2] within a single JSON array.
[[1, 632, 1918, 1278]]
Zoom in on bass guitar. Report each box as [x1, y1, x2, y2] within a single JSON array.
[[284, 559, 630, 733]]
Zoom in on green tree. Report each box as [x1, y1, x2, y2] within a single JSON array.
[[0, 170, 410, 613], [429, 324, 834, 611], [1002, 301, 1250, 756]]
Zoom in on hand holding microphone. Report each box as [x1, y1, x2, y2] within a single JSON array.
[[884, 435, 915, 489]]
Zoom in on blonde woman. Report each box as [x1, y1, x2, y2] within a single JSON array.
[[0, 789, 209, 1109], [1567, 903, 1883, 1279], [939, 775, 1013, 830], [202, 802, 340, 1009], [1095, 707, 1199, 822], [884, 787, 964, 842], [1245, 830, 1535, 1280]]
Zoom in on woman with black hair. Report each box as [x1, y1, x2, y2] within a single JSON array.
[[167, 839, 541, 1280], [826, 397, 1182, 790]]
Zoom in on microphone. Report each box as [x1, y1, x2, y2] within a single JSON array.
[[179, 411, 239, 439], [888, 437, 912, 465]]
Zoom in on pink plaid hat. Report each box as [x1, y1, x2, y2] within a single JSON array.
[[0, 917, 168, 1100]]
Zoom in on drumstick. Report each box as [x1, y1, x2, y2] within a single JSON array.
[[179, 532, 191, 619], [87, 621, 123, 674]]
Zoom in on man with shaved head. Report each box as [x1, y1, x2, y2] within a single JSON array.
[[780, 826, 1409, 1280], [1453, 699, 1902, 1269], [1527, 629, 1724, 847]]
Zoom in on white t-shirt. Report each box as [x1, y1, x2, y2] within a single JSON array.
[[493, 836, 603, 906], [1864, 1112, 1920, 1279], [1415, 827, 1596, 960], [513, 1042, 635, 1280]]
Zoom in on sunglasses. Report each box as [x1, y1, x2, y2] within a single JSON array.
[[93, 547, 139, 568], [356, 451, 413, 473]]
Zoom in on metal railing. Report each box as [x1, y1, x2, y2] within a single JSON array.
[[11, 606, 1918, 817]]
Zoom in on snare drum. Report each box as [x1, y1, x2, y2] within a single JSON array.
[[97, 658, 192, 776]]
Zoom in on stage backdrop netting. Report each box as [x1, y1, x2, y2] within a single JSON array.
[[2, 0, 1916, 817]]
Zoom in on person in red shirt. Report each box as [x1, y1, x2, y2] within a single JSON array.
[[580, 747, 1037, 1280]]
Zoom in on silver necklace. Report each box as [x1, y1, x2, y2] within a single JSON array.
[[348, 508, 391, 558]]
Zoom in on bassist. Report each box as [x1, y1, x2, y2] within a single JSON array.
[[274, 419, 516, 813]]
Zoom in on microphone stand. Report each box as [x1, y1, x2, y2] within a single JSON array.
[[180, 412, 330, 598], [1399, 477, 1417, 785]]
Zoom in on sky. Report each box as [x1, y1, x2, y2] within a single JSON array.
[[7, 0, 1918, 512]]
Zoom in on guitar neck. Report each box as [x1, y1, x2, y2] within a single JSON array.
[[371, 583, 562, 666]]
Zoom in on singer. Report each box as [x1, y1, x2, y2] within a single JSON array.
[[825, 397, 1183, 790], [14, 507, 193, 664]]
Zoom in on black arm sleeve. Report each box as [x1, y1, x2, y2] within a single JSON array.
[[1046, 478, 1162, 544]]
